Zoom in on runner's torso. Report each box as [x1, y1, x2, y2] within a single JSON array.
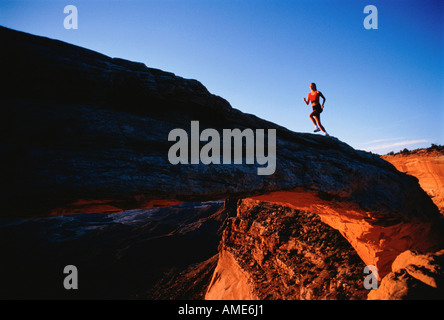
[[308, 91, 321, 105]]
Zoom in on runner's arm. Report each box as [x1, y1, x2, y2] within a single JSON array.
[[319, 92, 326, 107]]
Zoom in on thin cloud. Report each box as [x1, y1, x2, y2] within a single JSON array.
[[365, 139, 429, 152], [361, 137, 405, 146]]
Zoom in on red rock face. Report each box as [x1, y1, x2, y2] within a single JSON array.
[[383, 149, 444, 215], [367, 249, 444, 299], [206, 199, 368, 300], [206, 198, 444, 300], [247, 191, 441, 278]]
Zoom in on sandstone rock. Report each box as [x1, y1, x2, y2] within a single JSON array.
[[368, 250, 444, 299], [1, 26, 443, 279], [205, 200, 369, 300], [205, 250, 259, 300], [383, 149, 444, 215]]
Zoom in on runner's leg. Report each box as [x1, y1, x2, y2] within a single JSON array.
[[309, 111, 319, 128], [314, 115, 326, 133]]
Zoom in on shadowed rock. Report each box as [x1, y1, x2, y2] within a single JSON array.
[[383, 148, 444, 215], [0, 201, 226, 299], [1, 26, 443, 277]]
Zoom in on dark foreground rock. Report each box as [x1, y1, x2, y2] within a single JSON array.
[[0, 201, 227, 299]]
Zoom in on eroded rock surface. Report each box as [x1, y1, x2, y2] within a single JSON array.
[[383, 149, 444, 215], [205, 199, 369, 300], [368, 249, 444, 299]]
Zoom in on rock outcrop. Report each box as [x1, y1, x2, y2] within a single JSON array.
[[205, 199, 369, 300], [1, 26, 443, 294], [383, 148, 444, 215], [368, 249, 444, 299]]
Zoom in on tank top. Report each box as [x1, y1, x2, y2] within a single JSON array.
[[308, 91, 321, 104]]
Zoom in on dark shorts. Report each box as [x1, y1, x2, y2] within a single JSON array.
[[311, 104, 323, 117]]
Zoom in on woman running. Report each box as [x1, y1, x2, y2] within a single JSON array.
[[303, 83, 329, 136]]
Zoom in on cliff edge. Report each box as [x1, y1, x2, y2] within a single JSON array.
[[383, 147, 444, 215]]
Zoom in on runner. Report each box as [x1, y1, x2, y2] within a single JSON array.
[[303, 83, 329, 136]]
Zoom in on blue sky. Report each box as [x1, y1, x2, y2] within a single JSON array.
[[1, 0, 443, 154]]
